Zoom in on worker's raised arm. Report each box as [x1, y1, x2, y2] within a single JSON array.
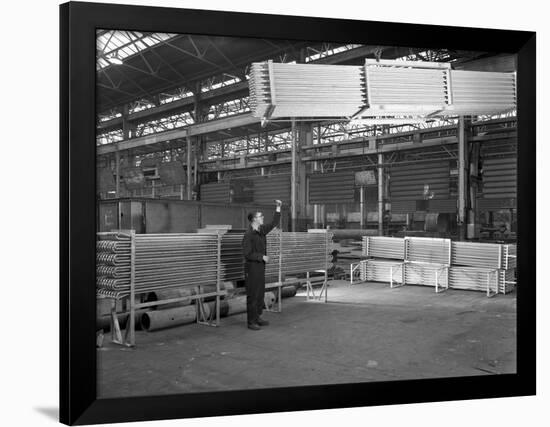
[[261, 200, 282, 234]]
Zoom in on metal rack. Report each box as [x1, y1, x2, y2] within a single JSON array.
[[352, 236, 516, 297], [97, 230, 225, 347], [97, 229, 333, 345]]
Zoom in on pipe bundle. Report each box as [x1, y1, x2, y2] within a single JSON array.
[[248, 59, 516, 120], [249, 61, 366, 118], [220, 232, 248, 281], [359, 259, 403, 284], [276, 231, 333, 276], [362, 236, 405, 260], [97, 231, 332, 300], [450, 241, 516, 293], [443, 70, 517, 116], [96, 232, 220, 299], [359, 235, 516, 295], [219, 230, 333, 281], [404, 262, 449, 288], [448, 267, 499, 294], [451, 241, 516, 270], [363, 63, 449, 116], [405, 237, 451, 265]]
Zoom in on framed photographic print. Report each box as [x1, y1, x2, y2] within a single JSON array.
[[60, 1, 536, 425]]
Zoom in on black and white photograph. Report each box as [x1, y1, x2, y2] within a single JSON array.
[[95, 28, 520, 397], [5, 0, 549, 424]]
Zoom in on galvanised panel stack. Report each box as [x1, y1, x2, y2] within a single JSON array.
[[405, 237, 451, 265], [209, 230, 333, 283], [403, 262, 449, 289], [249, 61, 365, 118], [360, 259, 404, 284], [448, 266, 499, 294], [358, 235, 516, 296], [96, 232, 219, 299], [220, 232, 247, 281], [362, 236, 405, 260], [277, 232, 333, 276], [248, 59, 516, 120], [450, 241, 516, 294]]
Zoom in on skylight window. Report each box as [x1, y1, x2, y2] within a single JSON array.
[[96, 30, 178, 70]]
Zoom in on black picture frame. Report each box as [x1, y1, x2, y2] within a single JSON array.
[[60, 1, 536, 424]]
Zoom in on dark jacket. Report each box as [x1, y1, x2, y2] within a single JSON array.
[[242, 211, 281, 264]]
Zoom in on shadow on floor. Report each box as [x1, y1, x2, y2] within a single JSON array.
[[33, 407, 58, 422]]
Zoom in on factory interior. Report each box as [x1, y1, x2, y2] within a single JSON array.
[[95, 31, 518, 397]]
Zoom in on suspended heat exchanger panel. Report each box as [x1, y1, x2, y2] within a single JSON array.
[[249, 59, 516, 120], [249, 61, 365, 118]]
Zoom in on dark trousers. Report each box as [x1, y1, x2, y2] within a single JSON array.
[[244, 261, 265, 324]]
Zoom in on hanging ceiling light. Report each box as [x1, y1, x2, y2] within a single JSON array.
[[107, 53, 123, 65]]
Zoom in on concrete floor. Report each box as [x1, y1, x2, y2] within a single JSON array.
[[97, 280, 516, 398]]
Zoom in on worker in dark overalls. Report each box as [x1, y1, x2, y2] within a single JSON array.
[[242, 200, 282, 330]]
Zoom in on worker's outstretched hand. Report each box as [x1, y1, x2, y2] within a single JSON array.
[[262, 255, 270, 263]]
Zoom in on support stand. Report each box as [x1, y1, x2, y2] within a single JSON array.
[[389, 262, 405, 288], [486, 269, 498, 298], [105, 231, 226, 347], [305, 230, 329, 302]]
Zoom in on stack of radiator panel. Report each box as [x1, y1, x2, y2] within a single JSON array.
[[362, 236, 405, 260], [248, 59, 516, 120], [360, 236, 405, 284], [96, 232, 219, 299], [441, 70, 517, 116], [403, 262, 449, 289], [448, 266, 499, 293], [220, 231, 247, 282], [208, 230, 333, 283], [450, 241, 516, 294], [405, 237, 451, 265], [360, 259, 404, 284], [357, 236, 517, 295], [249, 61, 366, 118], [277, 232, 333, 276], [402, 237, 451, 289]]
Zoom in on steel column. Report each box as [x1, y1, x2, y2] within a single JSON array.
[[193, 139, 199, 199], [313, 161, 319, 227], [378, 153, 384, 236], [458, 116, 467, 240], [297, 123, 311, 230], [115, 150, 120, 197], [360, 186, 365, 229], [291, 118, 297, 231], [186, 136, 192, 200]]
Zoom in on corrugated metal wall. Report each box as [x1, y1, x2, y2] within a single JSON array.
[[308, 171, 355, 203], [478, 198, 516, 210], [201, 204, 244, 228], [389, 161, 450, 201], [145, 201, 200, 233], [427, 198, 457, 213], [253, 175, 291, 205], [481, 157, 517, 199], [391, 200, 416, 214], [200, 182, 231, 203]]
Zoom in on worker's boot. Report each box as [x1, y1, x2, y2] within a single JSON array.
[[247, 323, 261, 331], [257, 318, 269, 326]]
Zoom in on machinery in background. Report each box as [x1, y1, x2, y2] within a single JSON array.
[[98, 198, 290, 234]]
